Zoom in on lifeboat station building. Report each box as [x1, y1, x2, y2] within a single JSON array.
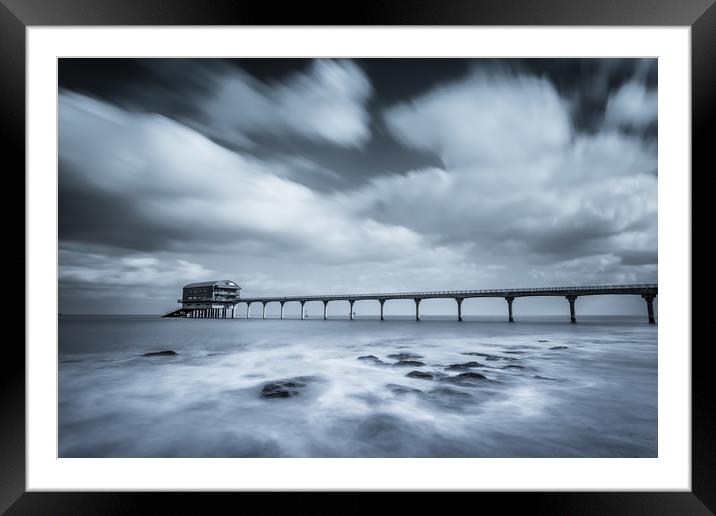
[[162, 280, 241, 318]]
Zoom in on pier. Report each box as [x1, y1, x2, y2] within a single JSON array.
[[163, 282, 658, 323]]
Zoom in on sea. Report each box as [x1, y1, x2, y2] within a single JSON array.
[[58, 314, 657, 458]]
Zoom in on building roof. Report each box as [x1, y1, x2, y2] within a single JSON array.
[[183, 280, 240, 289]]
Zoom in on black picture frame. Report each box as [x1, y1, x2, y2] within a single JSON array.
[[4, 0, 709, 513]]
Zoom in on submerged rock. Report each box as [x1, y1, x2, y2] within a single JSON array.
[[386, 383, 423, 395], [502, 364, 525, 370], [260, 376, 316, 399], [550, 346, 568, 350], [534, 375, 559, 382], [387, 352, 424, 360], [462, 352, 515, 361], [392, 360, 426, 367], [142, 350, 178, 357], [445, 361, 482, 371], [428, 386, 472, 399], [538, 340, 550, 343], [406, 370, 433, 380]]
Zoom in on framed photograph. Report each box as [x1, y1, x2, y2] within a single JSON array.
[[6, 0, 710, 513]]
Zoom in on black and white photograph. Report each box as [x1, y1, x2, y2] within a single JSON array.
[[57, 57, 659, 459]]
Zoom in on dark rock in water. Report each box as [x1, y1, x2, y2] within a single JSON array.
[[445, 361, 482, 371], [429, 387, 472, 399], [441, 372, 488, 385], [462, 352, 514, 361], [387, 352, 424, 360], [386, 383, 423, 395], [406, 370, 433, 380], [504, 350, 525, 354], [550, 346, 568, 350], [534, 375, 559, 382], [538, 340, 549, 343], [142, 350, 178, 357], [358, 355, 384, 364], [392, 360, 426, 367], [502, 364, 525, 370], [260, 376, 316, 399], [455, 372, 487, 380]]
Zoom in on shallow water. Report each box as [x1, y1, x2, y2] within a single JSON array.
[[58, 315, 657, 457]]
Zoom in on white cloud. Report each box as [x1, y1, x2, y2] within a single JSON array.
[[604, 80, 657, 129], [384, 71, 571, 168], [59, 92, 452, 267], [200, 60, 372, 148]]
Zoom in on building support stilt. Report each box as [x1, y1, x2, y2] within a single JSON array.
[[247, 303, 251, 319]]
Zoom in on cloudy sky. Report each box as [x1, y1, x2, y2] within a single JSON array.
[[58, 58, 657, 316]]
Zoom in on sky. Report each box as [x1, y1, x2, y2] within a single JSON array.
[[58, 58, 658, 316]]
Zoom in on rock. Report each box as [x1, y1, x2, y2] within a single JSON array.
[[387, 352, 424, 360], [260, 376, 315, 399], [406, 370, 433, 380], [445, 361, 482, 371], [550, 346, 568, 350], [534, 375, 559, 382], [428, 387, 472, 399], [358, 355, 384, 364], [392, 360, 426, 367], [502, 364, 525, 369], [504, 351, 525, 354], [386, 383, 423, 395], [441, 372, 488, 385], [538, 340, 549, 343], [455, 372, 487, 380], [142, 350, 178, 357]]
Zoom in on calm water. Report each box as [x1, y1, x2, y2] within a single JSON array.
[[58, 315, 657, 457]]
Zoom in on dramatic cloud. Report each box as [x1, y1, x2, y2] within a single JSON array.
[[59, 91, 452, 265], [195, 59, 372, 148], [58, 59, 657, 314], [604, 80, 658, 129]]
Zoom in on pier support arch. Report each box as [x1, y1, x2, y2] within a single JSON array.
[[323, 300, 329, 320], [379, 299, 385, 321], [349, 300, 355, 320], [414, 299, 421, 321], [456, 298, 463, 321]]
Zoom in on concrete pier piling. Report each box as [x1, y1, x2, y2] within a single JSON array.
[[566, 295, 577, 323], [506, 296, 514, 322]]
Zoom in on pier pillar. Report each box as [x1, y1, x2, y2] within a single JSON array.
[[414, 299, 421, 321], [379, 299, 385, 321], [300, 301, 305, 319], [456, 298, 463, 321], [323, 300, 328, 320], [247, 303, 251, 319], [566, 295, 577, 323], [262, 302, 267, 319], [222, 307, 226, 319], [506, 296, 514, 322], [280, 302, 285, 320], [349, 300, 355, 320], [642, 294, 656, 324]]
